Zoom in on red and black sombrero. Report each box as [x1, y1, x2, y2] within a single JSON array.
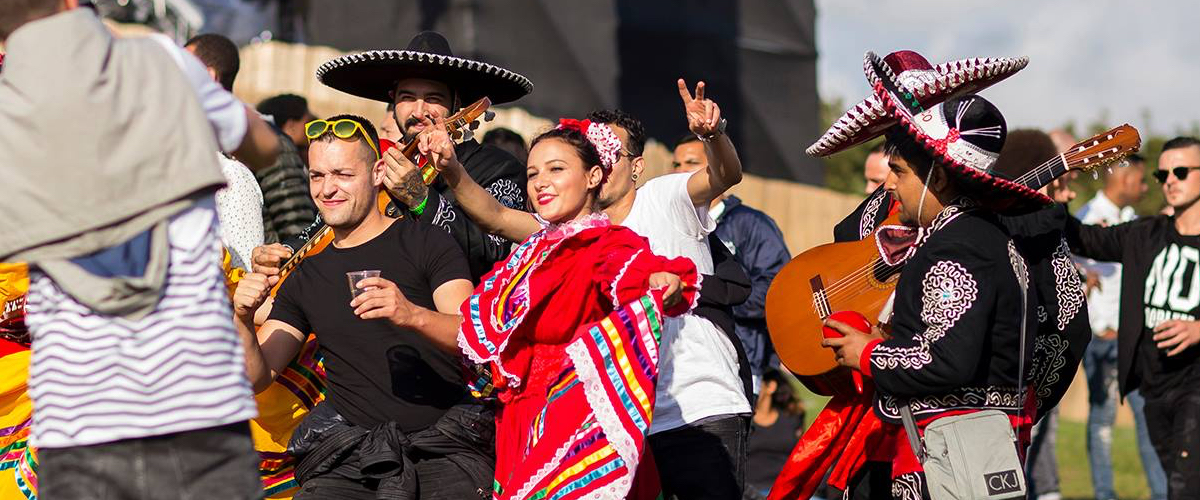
[[316, 31, 533, 106], [807, 50, 1027, 157]]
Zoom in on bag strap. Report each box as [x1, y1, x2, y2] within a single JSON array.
[[899, 401, 926, 462], [897, 252, 1030, 463], [1015, 262, 1029, 439]]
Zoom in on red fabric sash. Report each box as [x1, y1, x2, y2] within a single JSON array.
[[768, 386, 879, 500]]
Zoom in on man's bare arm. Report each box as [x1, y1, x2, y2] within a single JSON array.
[[232, 273, 305, 392], [382, 117, 539, 242]]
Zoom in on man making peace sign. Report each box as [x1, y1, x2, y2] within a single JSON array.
[[591, 81, 750, 499]]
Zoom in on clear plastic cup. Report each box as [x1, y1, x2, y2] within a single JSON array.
[[346, 270, 382, 298]]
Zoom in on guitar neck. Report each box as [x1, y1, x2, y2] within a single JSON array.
[[1012, 156, 1069, 192], [275, 225, 331, 281], [1009, 125, 1141, 193]]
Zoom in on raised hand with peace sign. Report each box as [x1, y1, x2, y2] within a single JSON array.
[[678, 79, 726, 139], [677, 78, 741, 206]]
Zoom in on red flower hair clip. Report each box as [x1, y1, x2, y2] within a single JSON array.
[[556, 118, 623, 171]]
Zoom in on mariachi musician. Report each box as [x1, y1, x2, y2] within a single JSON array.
[[258, 31, 532, 284], [770, 50, 1089, 500]]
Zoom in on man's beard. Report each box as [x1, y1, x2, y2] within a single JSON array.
[[400, 116, 426, 143]]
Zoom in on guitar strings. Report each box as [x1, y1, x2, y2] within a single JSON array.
[[811, 258, 898, 306]]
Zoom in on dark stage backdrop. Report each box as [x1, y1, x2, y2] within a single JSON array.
[[302, 0, 822, 184]]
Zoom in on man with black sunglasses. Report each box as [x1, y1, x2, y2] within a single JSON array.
[[1154, 164, 1200, 184], [1074, 153, 1166, 500], [1060, 136, 1200, 500]]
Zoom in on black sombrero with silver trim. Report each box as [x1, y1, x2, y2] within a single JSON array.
[[316, 31, 533, 105]]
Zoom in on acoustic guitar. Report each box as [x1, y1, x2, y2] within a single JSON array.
[[223, 97, 496, 295], [766, 124, 1142, 395]]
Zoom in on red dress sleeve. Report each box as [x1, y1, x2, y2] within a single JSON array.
[[595, 227, 699, 316]]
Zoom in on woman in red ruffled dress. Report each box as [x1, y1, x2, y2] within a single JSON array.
[[358, 119, 696, 499]]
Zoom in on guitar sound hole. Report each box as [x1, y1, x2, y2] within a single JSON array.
[[870, 259, 901, 287]]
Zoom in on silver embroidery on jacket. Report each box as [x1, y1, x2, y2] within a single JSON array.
[[1051, 238, 1085, 331], [871, 260, 978, 371]]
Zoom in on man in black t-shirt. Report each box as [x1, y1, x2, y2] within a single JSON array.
[[1063, 137, 1200, 500], [233, 114, 491, 499]]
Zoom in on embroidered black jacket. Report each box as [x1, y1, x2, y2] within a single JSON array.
[[835, 188, 1090, 420], [858, 204, 1035, 424]]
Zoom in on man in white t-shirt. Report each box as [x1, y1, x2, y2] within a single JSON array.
[[0, 2, 279, 498], [587, 79, 750, 499]]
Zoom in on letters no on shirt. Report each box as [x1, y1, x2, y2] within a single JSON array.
[[1144, 243, 1200, 328]]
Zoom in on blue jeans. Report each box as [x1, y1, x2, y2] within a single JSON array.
[[1085, 337, 1168, 500]]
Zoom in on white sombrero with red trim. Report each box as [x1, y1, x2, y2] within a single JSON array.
[[806, 50, 1028, 157]]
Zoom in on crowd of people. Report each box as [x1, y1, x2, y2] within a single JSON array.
[[1, 2, 1199, 500]]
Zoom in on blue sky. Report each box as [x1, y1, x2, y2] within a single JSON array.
[[814, 0, 1200, 136]]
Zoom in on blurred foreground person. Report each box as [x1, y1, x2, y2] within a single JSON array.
[[0, 2, 280, 498]]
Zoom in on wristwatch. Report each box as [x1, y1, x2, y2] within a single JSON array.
[[697, 118, 728, 142]]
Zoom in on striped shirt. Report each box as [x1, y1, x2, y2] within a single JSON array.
[[25, 198, 258, 448]]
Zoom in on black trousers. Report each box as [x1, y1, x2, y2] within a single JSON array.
[[1143, 384, 1200, 500], [649, 415, 749, 500], [38, 422, 262, 500]]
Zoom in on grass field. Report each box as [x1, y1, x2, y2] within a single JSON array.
[[795, 388, 1156, 500], [1057, 418, 1153, 500]]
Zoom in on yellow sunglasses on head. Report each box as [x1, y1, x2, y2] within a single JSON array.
[[304, 119, 380, 159]]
